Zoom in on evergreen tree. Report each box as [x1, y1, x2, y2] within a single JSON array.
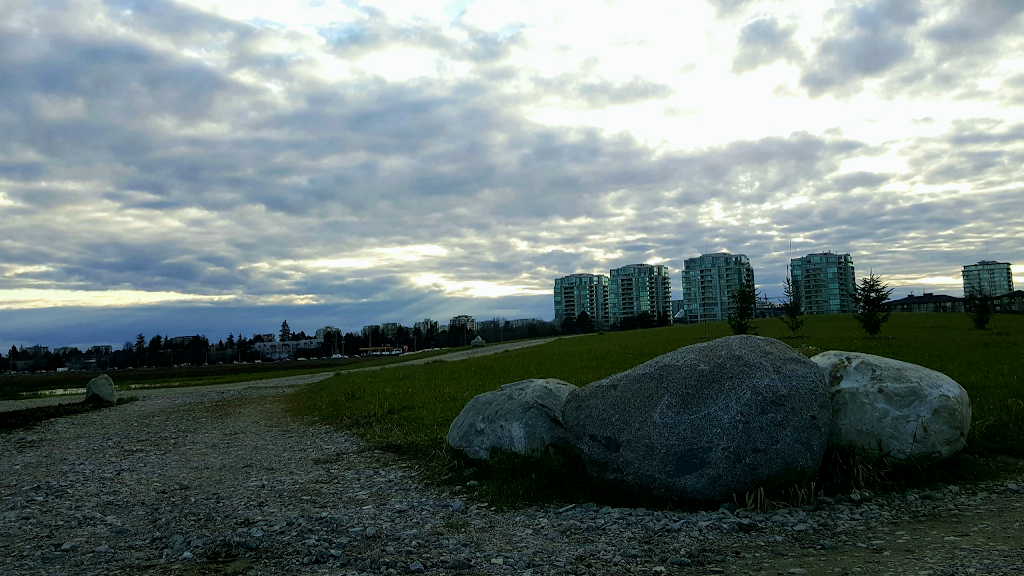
[[560, 313, 577, 334], [575, 311, 595, 334], [965, 289, 994, 330], [280, 320, 291, 343], [779, 276, 807, 337], [727, 278, 759, 335], [851, 271, 893, 336]]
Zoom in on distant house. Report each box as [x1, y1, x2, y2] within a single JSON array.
[[994, 290, 1024, 313], [883, 293, 965, 314]]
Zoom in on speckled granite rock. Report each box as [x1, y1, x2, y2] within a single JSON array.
[[563, 335, 831, 502], [84, 374, 115, 403], [447, 378, 578, 460], [811, 351, 971, 462]]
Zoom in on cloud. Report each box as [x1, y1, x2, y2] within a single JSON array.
[[732, 17, 803, 74], [0, 0, 1022, 347], [532, 67, 675, 108], [800, 0, 924, 97], [706, 0, 754, 18], [924, 0, 1024, 46]]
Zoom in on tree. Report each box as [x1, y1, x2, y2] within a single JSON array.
[[280, 320, 291, 343], [779, 276, 807, 337], [965, 289, 994, 330], [134, 333, 146, 355], [575, 311, 595, 334], [727, 278, 759, 335], [851, 271, 893, 336], [560, 314, 577, 335]]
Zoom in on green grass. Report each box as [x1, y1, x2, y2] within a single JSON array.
[[0, 397, 139, 433], [287, 313, 1024, 507]]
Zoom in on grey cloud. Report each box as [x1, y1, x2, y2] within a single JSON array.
[[925, 0, 1024, 46], [533, 73, 674, 108], [800, 0, 923, 97], [830, 172, 893, 192], [732, 18, 803, 74]]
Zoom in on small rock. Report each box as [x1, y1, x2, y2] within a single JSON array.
[[409, 561, 425, 573], [180, 551, 193, 560], [59, 543, 74, 551], [1006, 483, 1019, 494], [789, 570, 808, 575], [466, 480, 480, 488], [85, 375, 116, 403], [93, 544, 111, 554]]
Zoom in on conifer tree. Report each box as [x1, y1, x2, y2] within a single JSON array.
[[851, 271, 893, 336]]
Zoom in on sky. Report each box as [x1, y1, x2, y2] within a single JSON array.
[[2, 0, 1023, 350]]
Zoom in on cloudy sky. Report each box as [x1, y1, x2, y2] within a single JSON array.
[[2, 0, 1023, 349]]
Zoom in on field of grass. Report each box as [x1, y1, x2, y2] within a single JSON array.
[[288, 313, 1024, 505], [0, 348, 455, 401]]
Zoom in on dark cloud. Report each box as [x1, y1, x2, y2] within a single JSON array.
[[732, 18, 803, 74], [925, 0, 1024, 46], [800, 0, 923, 97]]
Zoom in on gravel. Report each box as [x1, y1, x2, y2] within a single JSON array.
[[3, 367, 1024, 575]]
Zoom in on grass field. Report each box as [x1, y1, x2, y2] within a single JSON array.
[[287, 313, 1024, 505], [0, 348, 455, 401]]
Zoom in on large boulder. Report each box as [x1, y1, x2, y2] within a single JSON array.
[[562, 335, 831, 502], [84, 374, 115, 403], [470, 336, 486, 347], [447, 378, 578, 460], [811, 351, 971, 462]]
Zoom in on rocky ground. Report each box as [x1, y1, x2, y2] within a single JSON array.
[[2, 362, 1023, 576]]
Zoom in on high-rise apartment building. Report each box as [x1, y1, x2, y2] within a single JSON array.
[[790, 252, 856, 315], [553, 273, 610, 328], [962, 260, 1014, 297], [608, 264, 672, 325], [680, 253, 754, 323]]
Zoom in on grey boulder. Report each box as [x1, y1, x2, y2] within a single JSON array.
[[447, 378, 578, 460], [470, 336, 486, 347], [811, 351, 971, 462], [85, 374, 115, 403], [562, 335, 831, 502]]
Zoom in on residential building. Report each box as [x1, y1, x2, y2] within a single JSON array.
[[510, 318, 542, 328], [251, 338, 321, 361], [680, 253, 754, 323], [882, 293, 965, 314], [995, 290, 1024, 313], [315, 326, 340, 341], [361, 325, 378, 337], [449, 315, 478, 333], [962, 260, 1014, 297], [380, 323, 403, 337], [19, 345, 49, 357], [790, 252, 856, 315], [90, 345, 113, 356], [609, 264, 671, 325], [553, 273, 610, 328], [414, 319, 438, 333]]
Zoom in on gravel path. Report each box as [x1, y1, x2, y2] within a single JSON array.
[[3, 343, 1024, 576]]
